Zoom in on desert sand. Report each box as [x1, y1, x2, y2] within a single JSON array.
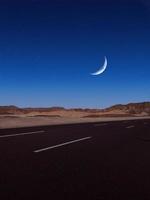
[[0, 102, 149, 128], [0, 115, 150, 129]]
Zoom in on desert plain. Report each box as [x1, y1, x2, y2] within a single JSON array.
[[0, 102, 150, 128]]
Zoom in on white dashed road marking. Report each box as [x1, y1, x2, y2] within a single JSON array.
[[0, 130, 45, 138], [126, 125, 135, 129], [34, 136, 92, 153]]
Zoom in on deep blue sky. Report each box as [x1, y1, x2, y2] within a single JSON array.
[[0, 0, 150, 108]]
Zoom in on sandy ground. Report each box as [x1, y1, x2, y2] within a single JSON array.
[[0, 115, 150, 129]]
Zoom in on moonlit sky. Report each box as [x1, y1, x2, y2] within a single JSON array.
[[0, 0, 150, 108]]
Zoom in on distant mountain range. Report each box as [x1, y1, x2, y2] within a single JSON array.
[[0, 102, 150, 117], [103, 102, 150, 114]]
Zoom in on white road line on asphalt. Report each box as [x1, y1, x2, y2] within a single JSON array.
[[0, 130, 45, 138], [126, 125, 135, 129], [34, 136, 92, 153], [93, 123, 108, 127]]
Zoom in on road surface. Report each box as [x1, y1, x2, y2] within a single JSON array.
[[0, 119, 150, 199]]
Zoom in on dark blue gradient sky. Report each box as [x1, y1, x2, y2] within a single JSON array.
[[0, 0, 150, 108]]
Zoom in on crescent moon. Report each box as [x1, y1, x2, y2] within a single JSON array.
[[91, 56, 107, 75]]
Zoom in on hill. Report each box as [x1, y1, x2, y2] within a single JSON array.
[[0, 102, 149, 117], [104, 102, 150, 115]]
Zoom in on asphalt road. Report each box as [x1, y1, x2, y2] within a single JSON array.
[[0, 119, 150, 200]]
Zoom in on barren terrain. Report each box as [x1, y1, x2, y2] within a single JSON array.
[[0, 102, 149, 128]]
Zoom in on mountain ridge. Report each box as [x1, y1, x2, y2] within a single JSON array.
[[0, 102, 150, 116]]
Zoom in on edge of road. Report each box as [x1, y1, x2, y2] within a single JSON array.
[[0, 116, 150, 130]]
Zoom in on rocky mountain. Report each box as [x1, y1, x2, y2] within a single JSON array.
[[0, 106, 65, 115], [104, 102, 150, 115], [0, 102, 149, 116], [0, 106, 23, 115]]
